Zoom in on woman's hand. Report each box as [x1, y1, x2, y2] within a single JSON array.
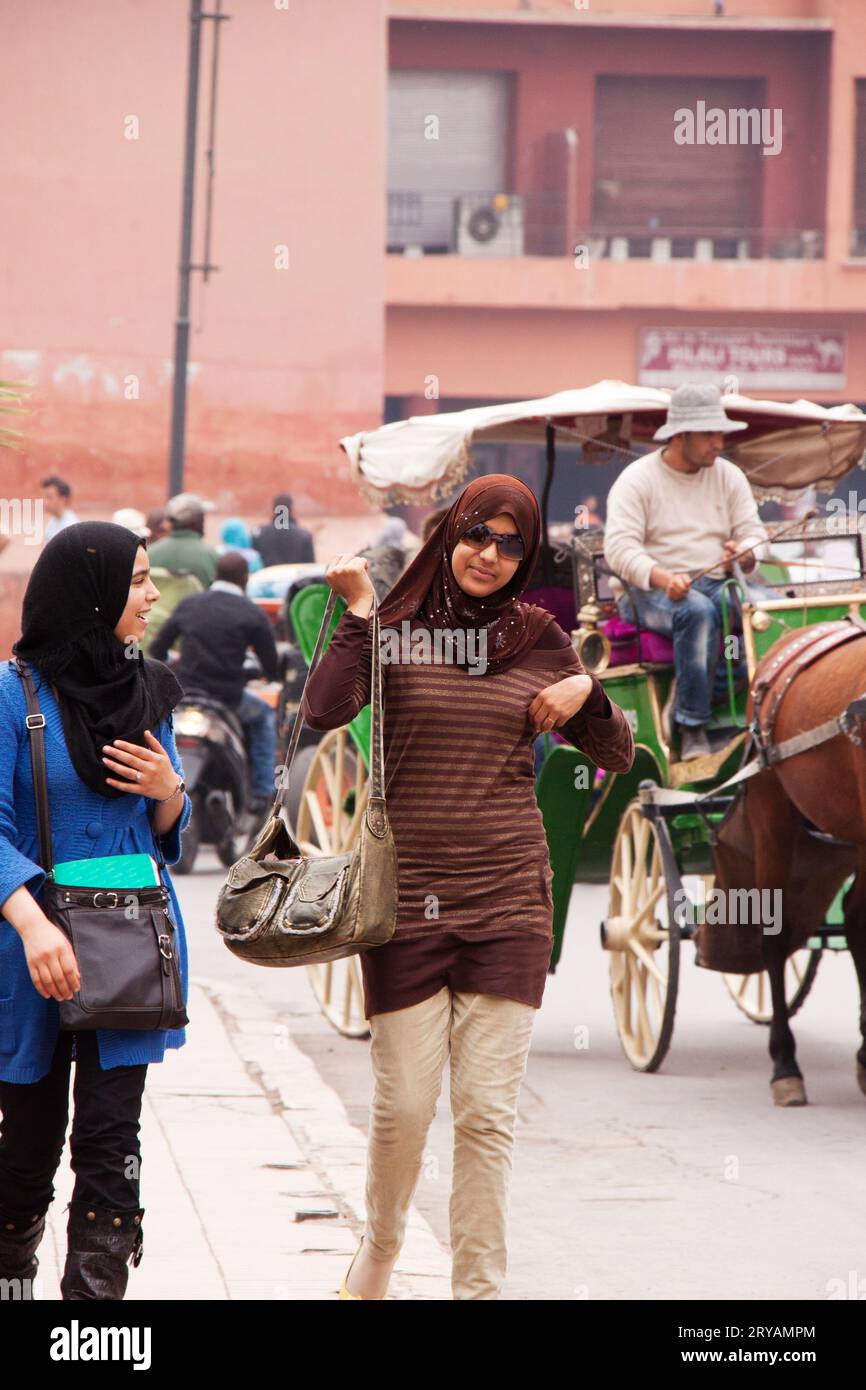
[[20, 914, 80, 1001], [101, 729, 178, 799], [324, 554, 376, 617], [528, 674, 594, 734]]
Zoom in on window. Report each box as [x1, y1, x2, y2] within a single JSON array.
[[387, 69, 511, 252], [593, 75, 763, 256]]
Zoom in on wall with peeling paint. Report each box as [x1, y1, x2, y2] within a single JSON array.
[[0, 0, 386, 517]]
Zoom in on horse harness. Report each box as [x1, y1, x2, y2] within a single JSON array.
[[750, 614, 866, 769]]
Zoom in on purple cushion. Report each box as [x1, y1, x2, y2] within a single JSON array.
[[602, 616, 674, 666], [602, 616, 729, 668]]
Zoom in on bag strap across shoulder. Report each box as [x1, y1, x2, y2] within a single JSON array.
[[13, 658, 55, 876], [12, 657, 169, 885], [274, 589, 385, 815]]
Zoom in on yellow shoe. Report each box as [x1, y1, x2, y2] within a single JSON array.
[[339, 1235, 397, 1299], [339, 1238, 367, 1299]]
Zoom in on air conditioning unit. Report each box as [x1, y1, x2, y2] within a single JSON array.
[[456, 195, 525, 256]]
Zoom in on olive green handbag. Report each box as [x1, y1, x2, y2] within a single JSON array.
[[214, 590, 398, 966]]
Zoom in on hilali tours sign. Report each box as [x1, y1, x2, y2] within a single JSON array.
[[638, 329, 846, 391]]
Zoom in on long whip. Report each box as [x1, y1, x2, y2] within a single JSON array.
[[687, 509, 819, 583]]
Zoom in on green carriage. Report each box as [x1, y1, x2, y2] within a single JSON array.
[[553, 519, 866, 1070], [285, 382, 866, 1049]]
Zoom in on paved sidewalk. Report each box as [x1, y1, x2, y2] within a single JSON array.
[[37, 977, 452, 1301]]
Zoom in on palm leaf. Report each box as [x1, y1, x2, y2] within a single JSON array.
[[0, 379, 31, 451]]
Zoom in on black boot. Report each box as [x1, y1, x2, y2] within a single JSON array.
[[60, 1201, 144, 1301], [0, 1206, 47, 1300]]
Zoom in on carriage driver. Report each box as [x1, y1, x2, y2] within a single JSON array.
[[603, 383, 770, 762]]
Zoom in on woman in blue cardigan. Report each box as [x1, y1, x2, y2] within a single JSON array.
[[0, 522, 191, 1300]]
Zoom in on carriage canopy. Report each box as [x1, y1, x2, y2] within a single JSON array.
[[340, 380, 866, 506]]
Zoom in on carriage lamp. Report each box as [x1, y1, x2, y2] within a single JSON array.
[[572, 598, 612, 674], [750, 608, 773, 633]]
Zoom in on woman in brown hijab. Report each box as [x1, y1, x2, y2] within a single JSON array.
[[302, 475, 634, 1300]]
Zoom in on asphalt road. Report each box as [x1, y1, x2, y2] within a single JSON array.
[[177, 848, 866, 1302]]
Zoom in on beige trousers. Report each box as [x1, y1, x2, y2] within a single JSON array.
[[363, 986, 537, 1300]]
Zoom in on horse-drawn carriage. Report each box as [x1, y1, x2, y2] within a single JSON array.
[[283, 382, 866, 1094]]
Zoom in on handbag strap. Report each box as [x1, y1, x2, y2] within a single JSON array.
[[274, 588, 385, 813], [13, 657, 169, 886], [13, 659, 55, 876]]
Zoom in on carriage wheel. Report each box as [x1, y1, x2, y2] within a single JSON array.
[[292, 727, 371, 1039], [723, 949, 822, 1025], [604, 801, 681, 1072]]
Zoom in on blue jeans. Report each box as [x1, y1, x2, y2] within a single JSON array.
[[617, 575, 772, 728], [233, 689, 277, 800]]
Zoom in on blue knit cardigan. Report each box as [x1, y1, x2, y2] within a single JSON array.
[[0, 658, 192, 1083]]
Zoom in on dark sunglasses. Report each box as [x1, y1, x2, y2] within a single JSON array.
[[458, 522, 525, 562]]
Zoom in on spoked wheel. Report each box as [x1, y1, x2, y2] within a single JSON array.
[[604, 801, 681, 1072], [293, 727, 371, 1039], [723, 948, 822, 1024]]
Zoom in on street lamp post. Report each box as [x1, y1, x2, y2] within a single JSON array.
[[168, 0, 228, 499]]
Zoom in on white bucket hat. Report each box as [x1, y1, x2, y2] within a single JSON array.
[[653, 383, 748, 441], [111, 507, 151, 539]]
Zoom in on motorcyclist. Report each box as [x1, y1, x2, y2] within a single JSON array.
[[149, 551, 279, 815]]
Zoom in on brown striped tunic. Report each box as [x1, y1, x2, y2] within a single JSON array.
[[302, 609, 634, 1016]]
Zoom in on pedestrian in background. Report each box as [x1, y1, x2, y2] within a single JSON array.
[[252, 493, 315, 566], [111, 508, 151, 541], [144, 508, 172, 544], [371, 515, 422, 565], [41, 476, 79, 544], [147, 493, 219, 590], [217, 517, 264, 573], [421, 506, 448, 542]]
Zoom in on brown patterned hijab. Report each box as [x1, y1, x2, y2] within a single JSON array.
[[379, 474, 566, 675]]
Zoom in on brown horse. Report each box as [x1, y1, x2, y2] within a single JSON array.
[[743, 625, 866, 1105]]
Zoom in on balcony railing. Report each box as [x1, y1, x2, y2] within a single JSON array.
[[387, 190, 826, 261], [585, 226, 825, 261]]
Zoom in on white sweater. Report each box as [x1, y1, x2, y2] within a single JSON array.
[[603, 449, 768, 592]]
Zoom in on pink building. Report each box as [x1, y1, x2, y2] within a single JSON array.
[[2, 0, 866, 648]]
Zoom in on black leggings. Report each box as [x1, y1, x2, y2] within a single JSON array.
[[0, 1031, 147, 1221]]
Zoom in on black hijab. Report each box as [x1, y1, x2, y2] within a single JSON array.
[[12, 521, 184, 799]]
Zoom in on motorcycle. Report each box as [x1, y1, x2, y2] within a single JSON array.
[[170, 692, 252, 874], [170, 654, 282, 874]]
